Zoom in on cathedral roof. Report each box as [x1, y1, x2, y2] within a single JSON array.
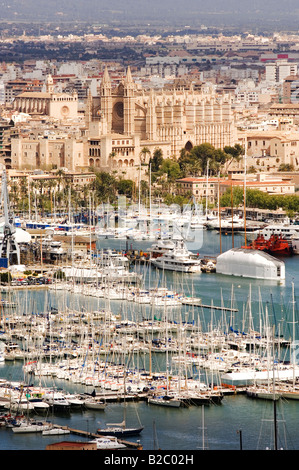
[[15, 91, 76, 100], [16, 92, 52, 98]]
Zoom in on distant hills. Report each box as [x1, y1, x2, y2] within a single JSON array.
[[1, 0, 299, 30]]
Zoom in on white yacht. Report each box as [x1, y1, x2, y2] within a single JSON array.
[[252, 223, 299, 240], [12, 420, 53, 433], [44, 391, 71, 411], [41, 235, 66, 258], [151, 240, 202, 273], [89, 437, 127, 450], [148, 238, 176, 258], [291, 234, 299, 254]]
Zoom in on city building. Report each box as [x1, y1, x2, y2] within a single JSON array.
[[12, 75, 79, 121], [11, 134, 87, 171], [176, 173, 295, 204], [176, 176, 220, 204], [265, 60, 298, 83], [4, 78, 44, 104]]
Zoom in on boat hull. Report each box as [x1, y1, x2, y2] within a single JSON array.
[[148, 397, 181, 407], [96, 426, 144, 437]]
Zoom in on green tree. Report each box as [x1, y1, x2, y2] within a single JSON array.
[[223, 144, 244, 170], [117, 179, 135, 198], [139, 146, 151, 164], [278, 163, 295, 171], [220, 186, 244, 207], [93, 171, 117, 202], [178, 143, 227, 176], [149, 148, 163, 172], [159, 158, 182, 182]]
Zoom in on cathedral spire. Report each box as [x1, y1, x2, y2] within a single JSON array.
[[125, 65, 133, 84], [102, 65, 111, 85]]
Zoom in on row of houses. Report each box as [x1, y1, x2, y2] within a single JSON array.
[[176, 173, 296, 204]]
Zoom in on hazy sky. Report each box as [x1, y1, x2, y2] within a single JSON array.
[[1, 0, 299, 29]]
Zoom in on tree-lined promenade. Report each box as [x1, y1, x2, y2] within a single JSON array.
[[220, 187, 299, 218], [7, 142, 299, 218]]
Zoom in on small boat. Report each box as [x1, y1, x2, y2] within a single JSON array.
[[29, 399, 50, 412], [200, 258, 216, 273], [148, 395, 182, 408], [6, 399, 35, 413], [89, 436, 127, 450], [84, 398, 106, 410], [44, 392, 71, 411], [64, 394, 85, 408], [42, 427, 70, 436], [97, 420, 144, 437], [246, 388, 281, 401], [11, 420, 53, 433]]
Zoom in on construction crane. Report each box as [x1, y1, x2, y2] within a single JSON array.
[[0, 168, 20, 266]]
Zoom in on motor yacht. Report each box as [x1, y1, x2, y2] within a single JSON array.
[[151, 240, 201, 273]]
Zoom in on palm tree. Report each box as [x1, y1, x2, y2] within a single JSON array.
[[139, 147, 151, 164]]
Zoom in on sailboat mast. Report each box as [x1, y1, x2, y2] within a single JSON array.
[[272, 325, 278, 451], [243, 138, 247, 247], [230, 182, 234, 248], [292, 282, 296, 388], [218, 171, 222, 254], [205, 159, 209, 219]]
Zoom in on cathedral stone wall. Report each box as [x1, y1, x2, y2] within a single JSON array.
[[91, 67, 237, 173]]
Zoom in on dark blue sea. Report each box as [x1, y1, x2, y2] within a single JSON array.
[[1, 230, 299, 451]]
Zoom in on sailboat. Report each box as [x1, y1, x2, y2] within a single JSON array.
[[96, 367, 144, 437], [280, 283, 299, 400], [148, 304, 182, 408], [148, 394, 182, 408], [96, 418, 144, 437]]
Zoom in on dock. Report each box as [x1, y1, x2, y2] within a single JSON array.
[[181, 298, 238, 312], [52, 425, 143, 449]]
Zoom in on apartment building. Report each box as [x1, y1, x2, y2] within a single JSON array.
[[11, 135, 88, 171], [176, 174, 295, 204], [265, 61, 298, 83]]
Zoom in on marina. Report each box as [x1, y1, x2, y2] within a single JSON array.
[[0, 223, 299, 450], [1, 165, 299, 451]]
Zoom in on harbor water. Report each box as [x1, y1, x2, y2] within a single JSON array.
[[1, 229, 299, 450]]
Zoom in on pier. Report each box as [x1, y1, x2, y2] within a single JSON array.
[[47, 425, 143, 449], [181, 298, 238, 312]]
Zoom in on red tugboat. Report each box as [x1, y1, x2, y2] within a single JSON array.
[[243, 233, 292, 255]]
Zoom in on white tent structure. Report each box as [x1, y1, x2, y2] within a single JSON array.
[[216, 248, 285, 281]]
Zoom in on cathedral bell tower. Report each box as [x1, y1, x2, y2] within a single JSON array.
[[100, 66, 112, 133], [123, 66, 135, 136], [146, 88, 157, 141], [46, 74, 54, 94]]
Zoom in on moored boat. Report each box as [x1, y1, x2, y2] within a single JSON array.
[[97, 420, 144, 437], [89, 436, 127, 450], [148, 395, 182, 408], [151, 240, 201, 273], [242, 234, 292, 256]]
